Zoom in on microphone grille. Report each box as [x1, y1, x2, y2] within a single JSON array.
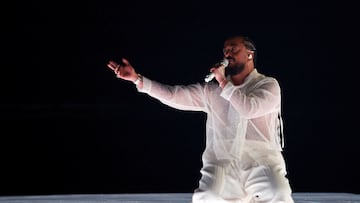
[[221, 58, 229, 67]]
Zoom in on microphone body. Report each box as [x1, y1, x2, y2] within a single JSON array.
[[204, 58, 229, 82]]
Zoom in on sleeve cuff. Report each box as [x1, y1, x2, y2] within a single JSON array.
[[220, 81, 236, 100], [136, 76, 152, 94]]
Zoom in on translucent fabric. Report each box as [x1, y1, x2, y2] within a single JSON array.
[[137, 69, 284, 164]]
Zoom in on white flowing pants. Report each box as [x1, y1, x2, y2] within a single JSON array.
[[192, 142, 294, 203]]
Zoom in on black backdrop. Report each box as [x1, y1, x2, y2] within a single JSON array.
[[2, 0, 359, 196]]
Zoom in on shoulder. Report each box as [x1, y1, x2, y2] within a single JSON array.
[[256, 71, 280, 85], [251, 73, 281, 92]]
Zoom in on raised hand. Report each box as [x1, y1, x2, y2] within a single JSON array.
[[107, 58, 138, 82]]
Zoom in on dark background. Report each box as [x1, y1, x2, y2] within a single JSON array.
[[2, 0, 359, 196]]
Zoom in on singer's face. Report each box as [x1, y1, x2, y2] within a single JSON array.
[[223, 38, 248, 76]]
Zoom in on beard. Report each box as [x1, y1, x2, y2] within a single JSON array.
[[225, 62, 245, 76]]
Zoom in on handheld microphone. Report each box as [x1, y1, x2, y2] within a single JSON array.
[[204, 58, 229, 82]]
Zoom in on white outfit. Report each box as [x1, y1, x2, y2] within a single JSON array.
[[137, 69, 294, 203]]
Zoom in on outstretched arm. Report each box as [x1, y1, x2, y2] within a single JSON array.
[[106, 58, 206, 112]]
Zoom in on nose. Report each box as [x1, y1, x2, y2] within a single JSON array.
[[223, 50, 231, 58]]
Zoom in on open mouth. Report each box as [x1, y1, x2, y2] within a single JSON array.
[[227, 59, 235, 65]]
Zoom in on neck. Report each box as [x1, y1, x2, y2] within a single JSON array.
[[230, 65, 254, 86]]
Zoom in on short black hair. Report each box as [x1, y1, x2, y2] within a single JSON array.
[[243, 36, 256, 52]]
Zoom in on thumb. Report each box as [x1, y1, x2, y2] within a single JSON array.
[[122, 58, 130, 66]]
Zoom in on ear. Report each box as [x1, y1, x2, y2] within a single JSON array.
[[247, 50, 254, 59]]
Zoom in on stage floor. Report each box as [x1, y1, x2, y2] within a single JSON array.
[[1, 193, 360, 203]]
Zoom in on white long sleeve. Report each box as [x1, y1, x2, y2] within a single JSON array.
[[136, 69, 284, 163]]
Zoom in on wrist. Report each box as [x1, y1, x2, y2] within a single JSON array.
[[133, 74, 142, 85], [219, 78, 228, 88]]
